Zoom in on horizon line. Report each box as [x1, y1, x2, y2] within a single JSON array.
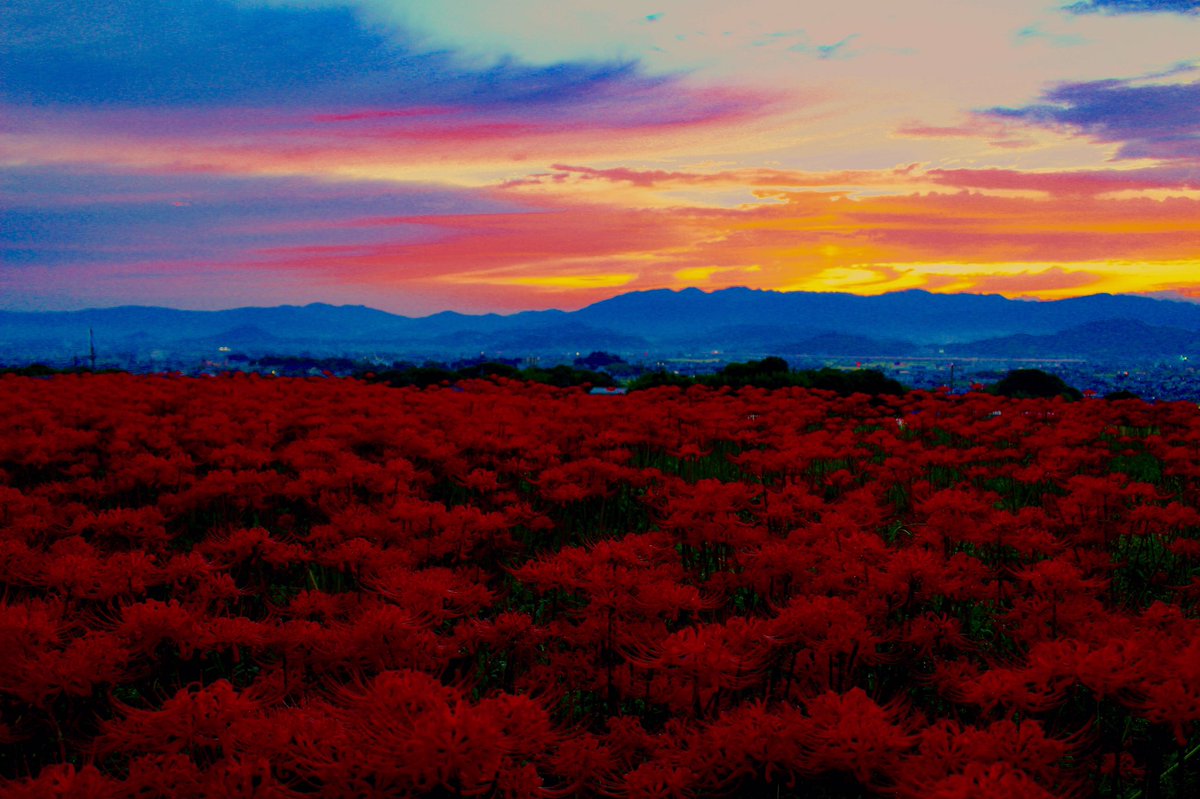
[[3, 285, 1197, 319]]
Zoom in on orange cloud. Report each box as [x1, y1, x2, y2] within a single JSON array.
[[956, 266, 1103, 295], [215, 187, 1200, 308]]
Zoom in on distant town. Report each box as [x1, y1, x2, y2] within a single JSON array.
[[7, 344, 1199, 404], [4, 288, 1200, 401]]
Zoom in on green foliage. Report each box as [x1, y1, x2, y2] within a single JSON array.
[[4, 363, 59, 376], [627, 369, 696, 391], [1111, 451, 1163, 483], [521, 364, 616, 388], [453, 362, 521, 380], [627, 358, 906, 395], [361, 361, 615, 389], [1, 363, 125, 376], [796, 367, 906, 396], [254, 355, 357, 374], [712, 356, 791, 387], [573, 350, 627, 370], [992, 368, 1083, 400]]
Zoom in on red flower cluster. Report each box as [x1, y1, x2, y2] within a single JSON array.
[[2, 373, 1199, 797]]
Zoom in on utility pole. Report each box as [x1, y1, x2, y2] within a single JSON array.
[[89, 328, 97, 371]]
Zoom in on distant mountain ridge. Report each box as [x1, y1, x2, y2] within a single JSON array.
[[3, 288, 1200, 363], [949, 319, 1200, 360]]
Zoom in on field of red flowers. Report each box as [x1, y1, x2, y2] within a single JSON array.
[[2, 372, 1199, 798]]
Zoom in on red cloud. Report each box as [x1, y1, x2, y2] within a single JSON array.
[[928, 166, 1200, 196]]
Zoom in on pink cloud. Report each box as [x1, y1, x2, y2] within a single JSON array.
[[0, 79, 771, 177], [928, 166, 1200, 195], [894, 116, 1036, 149], [534, 163, 917, 190]]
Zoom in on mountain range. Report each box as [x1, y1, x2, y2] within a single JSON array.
[[3, 288, 1200, 365]]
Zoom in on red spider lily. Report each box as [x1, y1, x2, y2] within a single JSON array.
[[609, 760, 698, 799], [0, 487, 66, 545], [0, 598, 129, 706], [274, 589, 352, 621], [765, 595, 883, 695], [0, 764, 121, 799], [795, 688, 914, 786], [626, 619, 770, 717], [951, 664, 1074, 717], [1072, 637, 1151, 701], [102, 451, 196, 498], [1005, 558, 1109, 643], [430, 504, 517, 562], [1099, 750, 1145, 781], [918, 761, 1066, 799], [1043, 473, 1137, 546], [6, 374, 1200, 796], [973, 718, 1084, 787], [758, 481, 826, 532], [657, 478, 764, 552], [195, 756, 300, 799], [286, 669, 560, 798], [779, 516, 893, 598], [122, 754, 205, 798], [9, 635, 130, 708], [1130, 635, 1200, 745], [196, 616, 270, 664], [548, 733, 617, 792], [115, 598, 203, 659], [535, 457, 638, 504], [307, 504, 397, 549], [895, 718, 1082, 798], [885, 547, 994, 605], [1169, 536, 1200, 560], [512, 535, 716, 710], [996, 506, 1066, 560], [313, 603, 447, 673], [158, 468, 286, 523], [68, 506, 171, 551], [363, 565, 495, 622], [455, 610, 542, 655], [157, 550, 216, 586], [307, 535, 385, 577], [919, 657, 985, 705], [189, 570, 245, 608], [197, 527, 309, 570], [95, 680, 265, 763], [1127, 501, 1200, 537], [899, 613, 972, 659], [510, 533, 697, 621], [897, 719, 980, 786], [916, 487, 1007, 553]]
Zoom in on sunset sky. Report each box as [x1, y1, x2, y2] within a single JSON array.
[[3, 0, 1199, 314]]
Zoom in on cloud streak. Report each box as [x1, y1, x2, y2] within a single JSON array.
[[1064, 1, 1199, 15], [514, 164, 916, 190], [926, 165, 1200, 195], [986, 74, 1200, 160]]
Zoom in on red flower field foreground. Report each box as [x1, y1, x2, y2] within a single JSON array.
[[2, 373, 1199, 797]]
